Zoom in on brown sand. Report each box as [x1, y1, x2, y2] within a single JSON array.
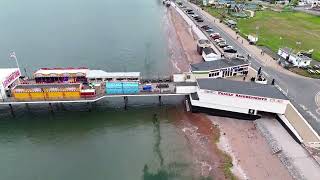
[[208, 116, 293, 180]]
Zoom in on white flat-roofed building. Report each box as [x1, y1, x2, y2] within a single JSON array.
[[188, 78, 289, 118], [288, 53, 312, 67], [202, 47, 220, 61], [0, 68, 21, 99], [191, 58, 249, 79], [87, 70, 140, 82]]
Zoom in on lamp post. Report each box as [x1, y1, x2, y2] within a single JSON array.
[[9, 51, 20, 71], [256, 26, 259, 40], [296, 41, 301, 52]]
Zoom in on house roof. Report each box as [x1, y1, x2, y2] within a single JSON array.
[[87, 70, 140, 79], [198, 39, 211, 45], [203, 47, 216, 55], [197, 78, 288, 100], [290, 53, 313, 62], [280, 47, 292, 54], [191, 58, 248, 71], [34, 68, 89, 77]]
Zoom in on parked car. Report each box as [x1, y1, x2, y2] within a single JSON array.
[[187, 11, 194, 14], [156, 84, 169, 88], [313, 65, 320, 69], [191, 14, 199, 18], [205, 28, 214, 32], [236, 54, 246, 60], [214, 38, 224, 43], [218, 42, 228, 48], [223, 45, 233, 50], [308, 69, 316, 74], [210, 33, 220, 37], [201, 25, 209, 29], [224, 49, 237, 53], [196, 18, 204, 22]]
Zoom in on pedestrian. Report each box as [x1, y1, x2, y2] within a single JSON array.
[[236, 36, 239, 40], [243, 76, 246, 81], [241, 39, 243, 44]]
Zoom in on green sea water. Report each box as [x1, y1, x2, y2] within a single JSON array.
[[0, 0, 200, 179]]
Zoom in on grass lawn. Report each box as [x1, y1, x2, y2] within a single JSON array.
[[237, 10, 320, 61], [203, 6, 228, 20], [290, 67, 320, 79]]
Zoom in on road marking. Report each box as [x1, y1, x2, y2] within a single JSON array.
[[263, 72, 270, 78]]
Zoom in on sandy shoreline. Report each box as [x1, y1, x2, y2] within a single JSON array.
[[165, 5, 293, 180]]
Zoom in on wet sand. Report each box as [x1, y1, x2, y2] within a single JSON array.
[[169, 107, 227, 179], [165, 4, 293, 180]]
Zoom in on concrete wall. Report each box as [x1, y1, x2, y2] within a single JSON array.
[[190, 97, 250, 114], [197, 89, 289, 114]]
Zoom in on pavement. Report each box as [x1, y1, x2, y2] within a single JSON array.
[[256, 117, 320, 180], [179, 1, 320, 134]]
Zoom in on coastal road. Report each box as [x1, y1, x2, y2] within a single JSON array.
[[178, 1, 320, 133]]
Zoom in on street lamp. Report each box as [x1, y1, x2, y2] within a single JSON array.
[[296, 41, 301, 52]]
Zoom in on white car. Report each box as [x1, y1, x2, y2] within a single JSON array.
[[191, 14, 198, 18], [223, 45, 233, 51], [214, 38, 225, 43], [218, 42, 228, 48], [205, 28, 214, 32]]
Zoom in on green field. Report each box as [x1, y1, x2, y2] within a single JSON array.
[[237, 10, 320, 61]]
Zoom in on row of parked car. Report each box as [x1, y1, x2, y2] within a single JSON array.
[[207, 31, 237, 53], [182, 4, 238, 54]]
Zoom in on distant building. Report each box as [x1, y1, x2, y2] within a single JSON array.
[[288, 53, 312, 67], [278, 47, 312, 67], [191, 58, 249, 78]]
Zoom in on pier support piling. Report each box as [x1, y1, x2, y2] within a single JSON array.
[[87, 102, 92, 112], [48, 103, 54, 113], [124, 96, 128, 110], [9, 104, 15, 117], [158, 96, 162, 106], [25, 103, 30, 111]]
